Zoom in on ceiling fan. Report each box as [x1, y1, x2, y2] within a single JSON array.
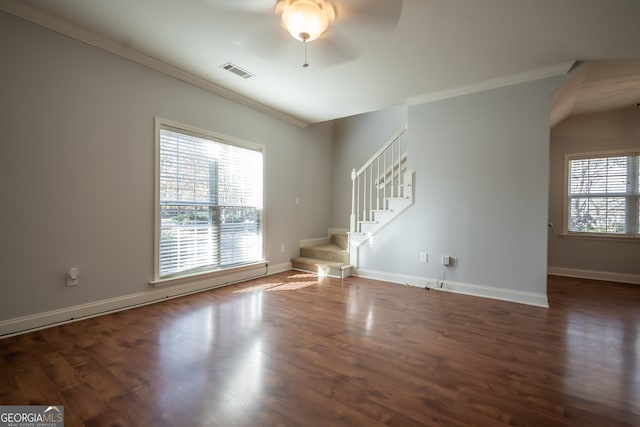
[[211, 0, 404, 67]]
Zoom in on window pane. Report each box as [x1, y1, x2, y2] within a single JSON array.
[[160, 204, 218, 277], [160, 132, 218, 204], [569, 158, 591, 194], [219, 207, 263, 266], [569, 156, 628, 195], [159, 127, 263, 278], [605, 157, 628, 193], [569, 197, 626, 233]]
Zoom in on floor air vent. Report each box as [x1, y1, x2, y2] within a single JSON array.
[[220, 62, 255, 79]]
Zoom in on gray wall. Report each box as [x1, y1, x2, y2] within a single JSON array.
[[548, 109, 640, 274], [0, 11, 333, 321], [334, 77, 564, 295]]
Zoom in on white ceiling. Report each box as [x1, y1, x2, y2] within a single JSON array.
[[2, 0, 640, 127], [550, 59, 640, 127]]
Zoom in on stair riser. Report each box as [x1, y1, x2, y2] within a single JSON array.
[[291, 261, 352, 279], [372, 211, 393, 223], [387, 198, 411, 211]]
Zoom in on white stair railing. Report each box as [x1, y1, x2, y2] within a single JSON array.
[[350, 127, 407, 233]]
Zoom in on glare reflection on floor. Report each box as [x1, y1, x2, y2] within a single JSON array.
[[267, 281, 317, 291], [287, 273, 318, 279], [233, 275, 320, 293], [565, 311, 638, 408], [158, 305, 215, 401], [214, 339, 263, 419], [233, 282, 283, 293], [365, 306, 374, 333]]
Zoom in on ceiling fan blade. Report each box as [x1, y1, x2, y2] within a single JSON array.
[[203, 0, 276, 13], [307, 31, 361, 67], [222, 0, 398, 67], [235, 29, 359, 68], [233, 25, 291, 59], [333, 0, 404, 32]]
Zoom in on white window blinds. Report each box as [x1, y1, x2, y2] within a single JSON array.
[[567, 152, 639, 236], [157, 123, 264, 278]]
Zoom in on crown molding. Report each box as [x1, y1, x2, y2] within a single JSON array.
[[0, 0, 310, 128]]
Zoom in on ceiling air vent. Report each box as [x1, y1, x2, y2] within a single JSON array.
[[220, 62, 255, 79]]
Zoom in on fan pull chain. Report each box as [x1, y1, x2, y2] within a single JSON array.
[[303, 39, 309, 68], [298, 31, 310, 68]]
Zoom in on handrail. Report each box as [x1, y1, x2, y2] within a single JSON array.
[[350, 127, 408, 233], [356, 127, 407, 176]]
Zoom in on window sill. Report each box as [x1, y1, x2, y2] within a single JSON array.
[[560, 233, 639, 242], [149, 261, 269, 288]]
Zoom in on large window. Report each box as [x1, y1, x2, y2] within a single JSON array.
[[155, 119, 264, 280], [565, 150, 639, 237]]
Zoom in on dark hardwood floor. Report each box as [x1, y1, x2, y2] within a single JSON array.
[[1, 272, 639, 426]]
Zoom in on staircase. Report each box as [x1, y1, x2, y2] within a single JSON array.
[[348, 127, 414, 251], [348, 169, 414, 247], [291, 233, 352, 278], [291, 126, 413, 275]]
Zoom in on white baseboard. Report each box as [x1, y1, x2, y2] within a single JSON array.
[[354, 268, 420, 286], [0, 263, 279, 339], [547, 266, 640, 285], [354, 268, 549, 308]]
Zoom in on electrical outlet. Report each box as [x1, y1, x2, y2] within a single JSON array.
[[420, 252, 427, 263], [67, 268, 80, 286], [450, 256, 458, 266]]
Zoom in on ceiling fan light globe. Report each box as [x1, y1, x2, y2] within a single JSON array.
[[281, 0, 330, 42]]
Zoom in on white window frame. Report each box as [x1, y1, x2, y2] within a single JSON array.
[[562, 148, 640, 240], [152, 117, 267, 285]]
